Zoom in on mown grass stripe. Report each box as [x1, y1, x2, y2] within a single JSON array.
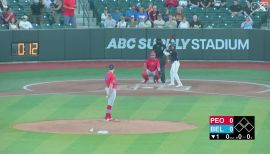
[[118, 97, 174, 154], [92, 135, 139, 154], [183, 96, 232, 154], [129, 97, 173, 120], [59, 135, 110, 154], [12, 95, 73, 123], [153, 98, 202, 154], [0, 95, 74, 153], [30, 134, 80, 154], [248, 111, 270, 154], [73, 96, 106, 119], [24, 95, 81, 154], [0, 133, 52, 154], [156, 96, 225, 154], [0, 96, 48, 151], [155, 96, 200, 121], [113, 96, 150, 120], [185, 96, 248, 154], [216, 98, 270, 154]]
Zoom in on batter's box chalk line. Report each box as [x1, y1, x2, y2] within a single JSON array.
[[158, 86, 192, 92], [118, 83, 192, 92]]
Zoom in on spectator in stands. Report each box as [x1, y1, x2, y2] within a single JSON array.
[[117, 17, 127, 28], [0, 0, 7, 11], [101, 8, 109, 27], [51, 0, 62, 24], [189, 0, 200, 8], [229, 0, 242, 16], [175, 6, 183, 27], [147, 2, 153, 15], [127, 15, 137, 28], [165, 0, 179, 7], [213, 0, 226, 8], [31, 0, 45, 25], [44, 0, 52, 9], [241, 16, 253, 29], [0, 1, 3, 13], [145, 18, 152, 28], [154, 14, 165, 28], [0, 13, 3, 24], [104, 14, 116, 28], [63, 0, 76, 26], [178, 16, 190, 28], [136, 3, 142, 12], [136, 7, 148, 21], [3, 7, 16, 24], [190, 15, 203, 28], [126, 4, 137, 21], [200, 0, 212, 8], [243, 1, 252, 16], [165, 15, 177, 28], [179, 0, 188, 8], [9, 17, 18, 30], [112, 7, 123, 23], [163, 8, 170, 22], [19, 15, 33, 29], [148, 5, 159, 24], [137, 17, 146, 28]]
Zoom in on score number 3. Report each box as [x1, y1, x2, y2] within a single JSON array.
[[18, 43, 39, 56]]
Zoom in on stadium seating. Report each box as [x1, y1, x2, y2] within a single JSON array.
[[3, 0, 268, 29], [92, 0, 268, 29]]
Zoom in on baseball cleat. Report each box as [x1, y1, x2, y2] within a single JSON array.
[[175, 85, 183, 88], [105, 118, 112, 122], [168, 83, 175, 86], [142, 79, 148, 83]]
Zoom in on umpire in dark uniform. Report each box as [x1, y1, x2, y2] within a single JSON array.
[[153, 38, 167, 83]]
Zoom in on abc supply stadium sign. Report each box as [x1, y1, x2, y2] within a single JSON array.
[[106, 38, 249, 51]]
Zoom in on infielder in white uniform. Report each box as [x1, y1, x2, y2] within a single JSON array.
[[164, 43, 183, 87]]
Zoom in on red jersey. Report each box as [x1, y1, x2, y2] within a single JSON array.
[[3, 12, 16, 23], [145, 58, 160, 72], [63, 0, 76, 16], [105, 71, 117, 89]]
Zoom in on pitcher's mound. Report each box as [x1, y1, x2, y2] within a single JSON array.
[[15, 119, 196, 135]]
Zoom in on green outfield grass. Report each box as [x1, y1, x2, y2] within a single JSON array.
[[0, 68, 269, 154]]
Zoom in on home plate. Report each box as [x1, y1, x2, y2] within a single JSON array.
[[142, 87, 154, 89], [97, 130, 109, 134]]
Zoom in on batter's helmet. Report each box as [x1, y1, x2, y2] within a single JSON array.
[[108, 64, 115, 70], [149, 51, 156, 58]]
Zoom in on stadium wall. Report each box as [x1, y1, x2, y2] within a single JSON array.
[[0, 29, 269, 62]]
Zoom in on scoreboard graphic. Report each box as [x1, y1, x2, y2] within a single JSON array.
[[209, 116, 255, 140]]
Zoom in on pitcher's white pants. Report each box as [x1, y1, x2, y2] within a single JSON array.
[[170, 61, 183, 86], [108, 89, 116, 106]]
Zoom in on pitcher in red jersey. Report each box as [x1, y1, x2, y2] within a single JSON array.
[[104, 64, 117, 121], [142, 51, 160, 83]]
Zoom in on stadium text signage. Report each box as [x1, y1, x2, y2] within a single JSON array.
[[106, 38, 249, 50]]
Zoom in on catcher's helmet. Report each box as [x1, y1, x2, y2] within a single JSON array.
[[108, 64, 115, 70], [149, 51, 156, 58]]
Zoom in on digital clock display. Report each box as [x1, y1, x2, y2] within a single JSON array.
[[11, 42, 39, 56]]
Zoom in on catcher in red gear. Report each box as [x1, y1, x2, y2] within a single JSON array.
[[142, 51, 160, 83]]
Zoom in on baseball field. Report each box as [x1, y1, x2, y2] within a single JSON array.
[[0, 61, 269, 154]]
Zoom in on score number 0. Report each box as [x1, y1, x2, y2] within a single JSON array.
[[18, 43, 38, 56]]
